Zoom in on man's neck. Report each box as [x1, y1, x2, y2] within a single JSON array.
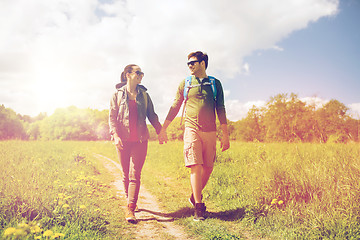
[[194, 72, 207, 79]]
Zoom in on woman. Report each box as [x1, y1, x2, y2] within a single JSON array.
[[109, 64, 162, 223]]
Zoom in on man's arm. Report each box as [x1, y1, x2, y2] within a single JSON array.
[[214, 80, 229, 151]]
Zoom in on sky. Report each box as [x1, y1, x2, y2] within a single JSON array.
[[1, 0, 359, 121]]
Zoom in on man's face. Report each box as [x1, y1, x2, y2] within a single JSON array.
[[187, 56, 202, 76]]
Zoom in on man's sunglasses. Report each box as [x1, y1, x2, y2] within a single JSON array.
[[187, 60, 200, 66], [132, 71, 144, 76]]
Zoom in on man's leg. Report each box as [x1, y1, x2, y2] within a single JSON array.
[[191, 165, 213, 203], [190, 164, 203, 203], [190, 164, 208, 221], [201, 165, 213, 190]]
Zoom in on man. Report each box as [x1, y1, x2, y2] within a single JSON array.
[[159, 51, 230, 221]]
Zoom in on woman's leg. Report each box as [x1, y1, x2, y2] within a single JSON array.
[[116, 142, 131, 199], [128, 141, 148, 205]]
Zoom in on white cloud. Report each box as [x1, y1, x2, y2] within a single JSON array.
[[272, 45, 284, 51], [0, 0, 339, 119], [300, 97, 329, 109], [241, 63, 250, 75], [226, 99, 266, 121], [348, 103, 360, 119]]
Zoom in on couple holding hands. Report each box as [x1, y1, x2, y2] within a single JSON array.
[[109, 51, 230, 223]]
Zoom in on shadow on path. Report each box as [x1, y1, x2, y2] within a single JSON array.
[[136, 207, 192, 222], [136, 207, 245, 222]]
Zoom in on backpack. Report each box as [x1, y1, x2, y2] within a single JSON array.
[[180, 76, 217, 125], [183, 76, 217, 101]]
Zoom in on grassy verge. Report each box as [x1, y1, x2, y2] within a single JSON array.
[[0, 141, 131, 239], [142, 141, 360, 239]]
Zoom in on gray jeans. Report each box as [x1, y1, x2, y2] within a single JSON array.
[[116, 141, 148, 205]]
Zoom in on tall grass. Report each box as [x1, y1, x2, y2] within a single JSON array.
[[143, 141, 360, 239], [2, 141, 360, 239], [0, 141, 130, 239]]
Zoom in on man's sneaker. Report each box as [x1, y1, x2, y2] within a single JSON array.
[[189, 193, 203, 207], [194, 203, 206, 221], [126, 204, 137, 223]]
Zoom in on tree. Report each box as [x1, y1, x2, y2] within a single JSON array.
[[315, 99, 350, 143], [263, 94, 292, 142], [27, 122, 40, 140], [0, 105, 26, 140], [261, 93, 319, 142], [235, 106, 264, 142], [285, 94, 315, 142], [38, 106, 110, 140], [344, 118, 359, 142]]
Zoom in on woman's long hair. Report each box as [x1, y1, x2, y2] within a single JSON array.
[[120, 64, 137, 83]]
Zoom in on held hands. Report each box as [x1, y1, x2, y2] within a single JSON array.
[[158, 120, 170, 145], [158, 128, 168, 144]]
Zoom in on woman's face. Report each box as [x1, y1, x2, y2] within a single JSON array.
[[127, 65, 144, 85]]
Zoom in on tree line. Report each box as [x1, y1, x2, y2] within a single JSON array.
[[231, 93, 359, 143], [1, 93, 359, 142], [0, 105, 108, 141]]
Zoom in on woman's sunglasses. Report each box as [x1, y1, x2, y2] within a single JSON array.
[[132, 71, 144, 76]]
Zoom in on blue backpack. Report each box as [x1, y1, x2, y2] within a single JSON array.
[[180, 76, 217, 125], [183, 76, 217, 101]]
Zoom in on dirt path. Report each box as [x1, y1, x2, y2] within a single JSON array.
[[94, 154, 196, 240]]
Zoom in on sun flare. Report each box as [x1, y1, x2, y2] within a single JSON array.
[[32, 67, 72, 115]]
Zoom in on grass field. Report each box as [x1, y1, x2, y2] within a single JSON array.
[[142, 141, 360, 239], [0, 141, 131, 240], [1, 141, 360, 239]]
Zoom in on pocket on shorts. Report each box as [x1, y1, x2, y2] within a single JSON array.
[[184, 141, 192, 160], [184, 141, 198, 166]]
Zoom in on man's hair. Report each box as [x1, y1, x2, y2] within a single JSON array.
[[188, 51, 208, 69]]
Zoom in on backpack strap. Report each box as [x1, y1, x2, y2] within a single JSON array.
[[183, 76, 192, 100], [181, 76, 192, 125], [208, 76, 217, 101], [183, 75, 217, 101]]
